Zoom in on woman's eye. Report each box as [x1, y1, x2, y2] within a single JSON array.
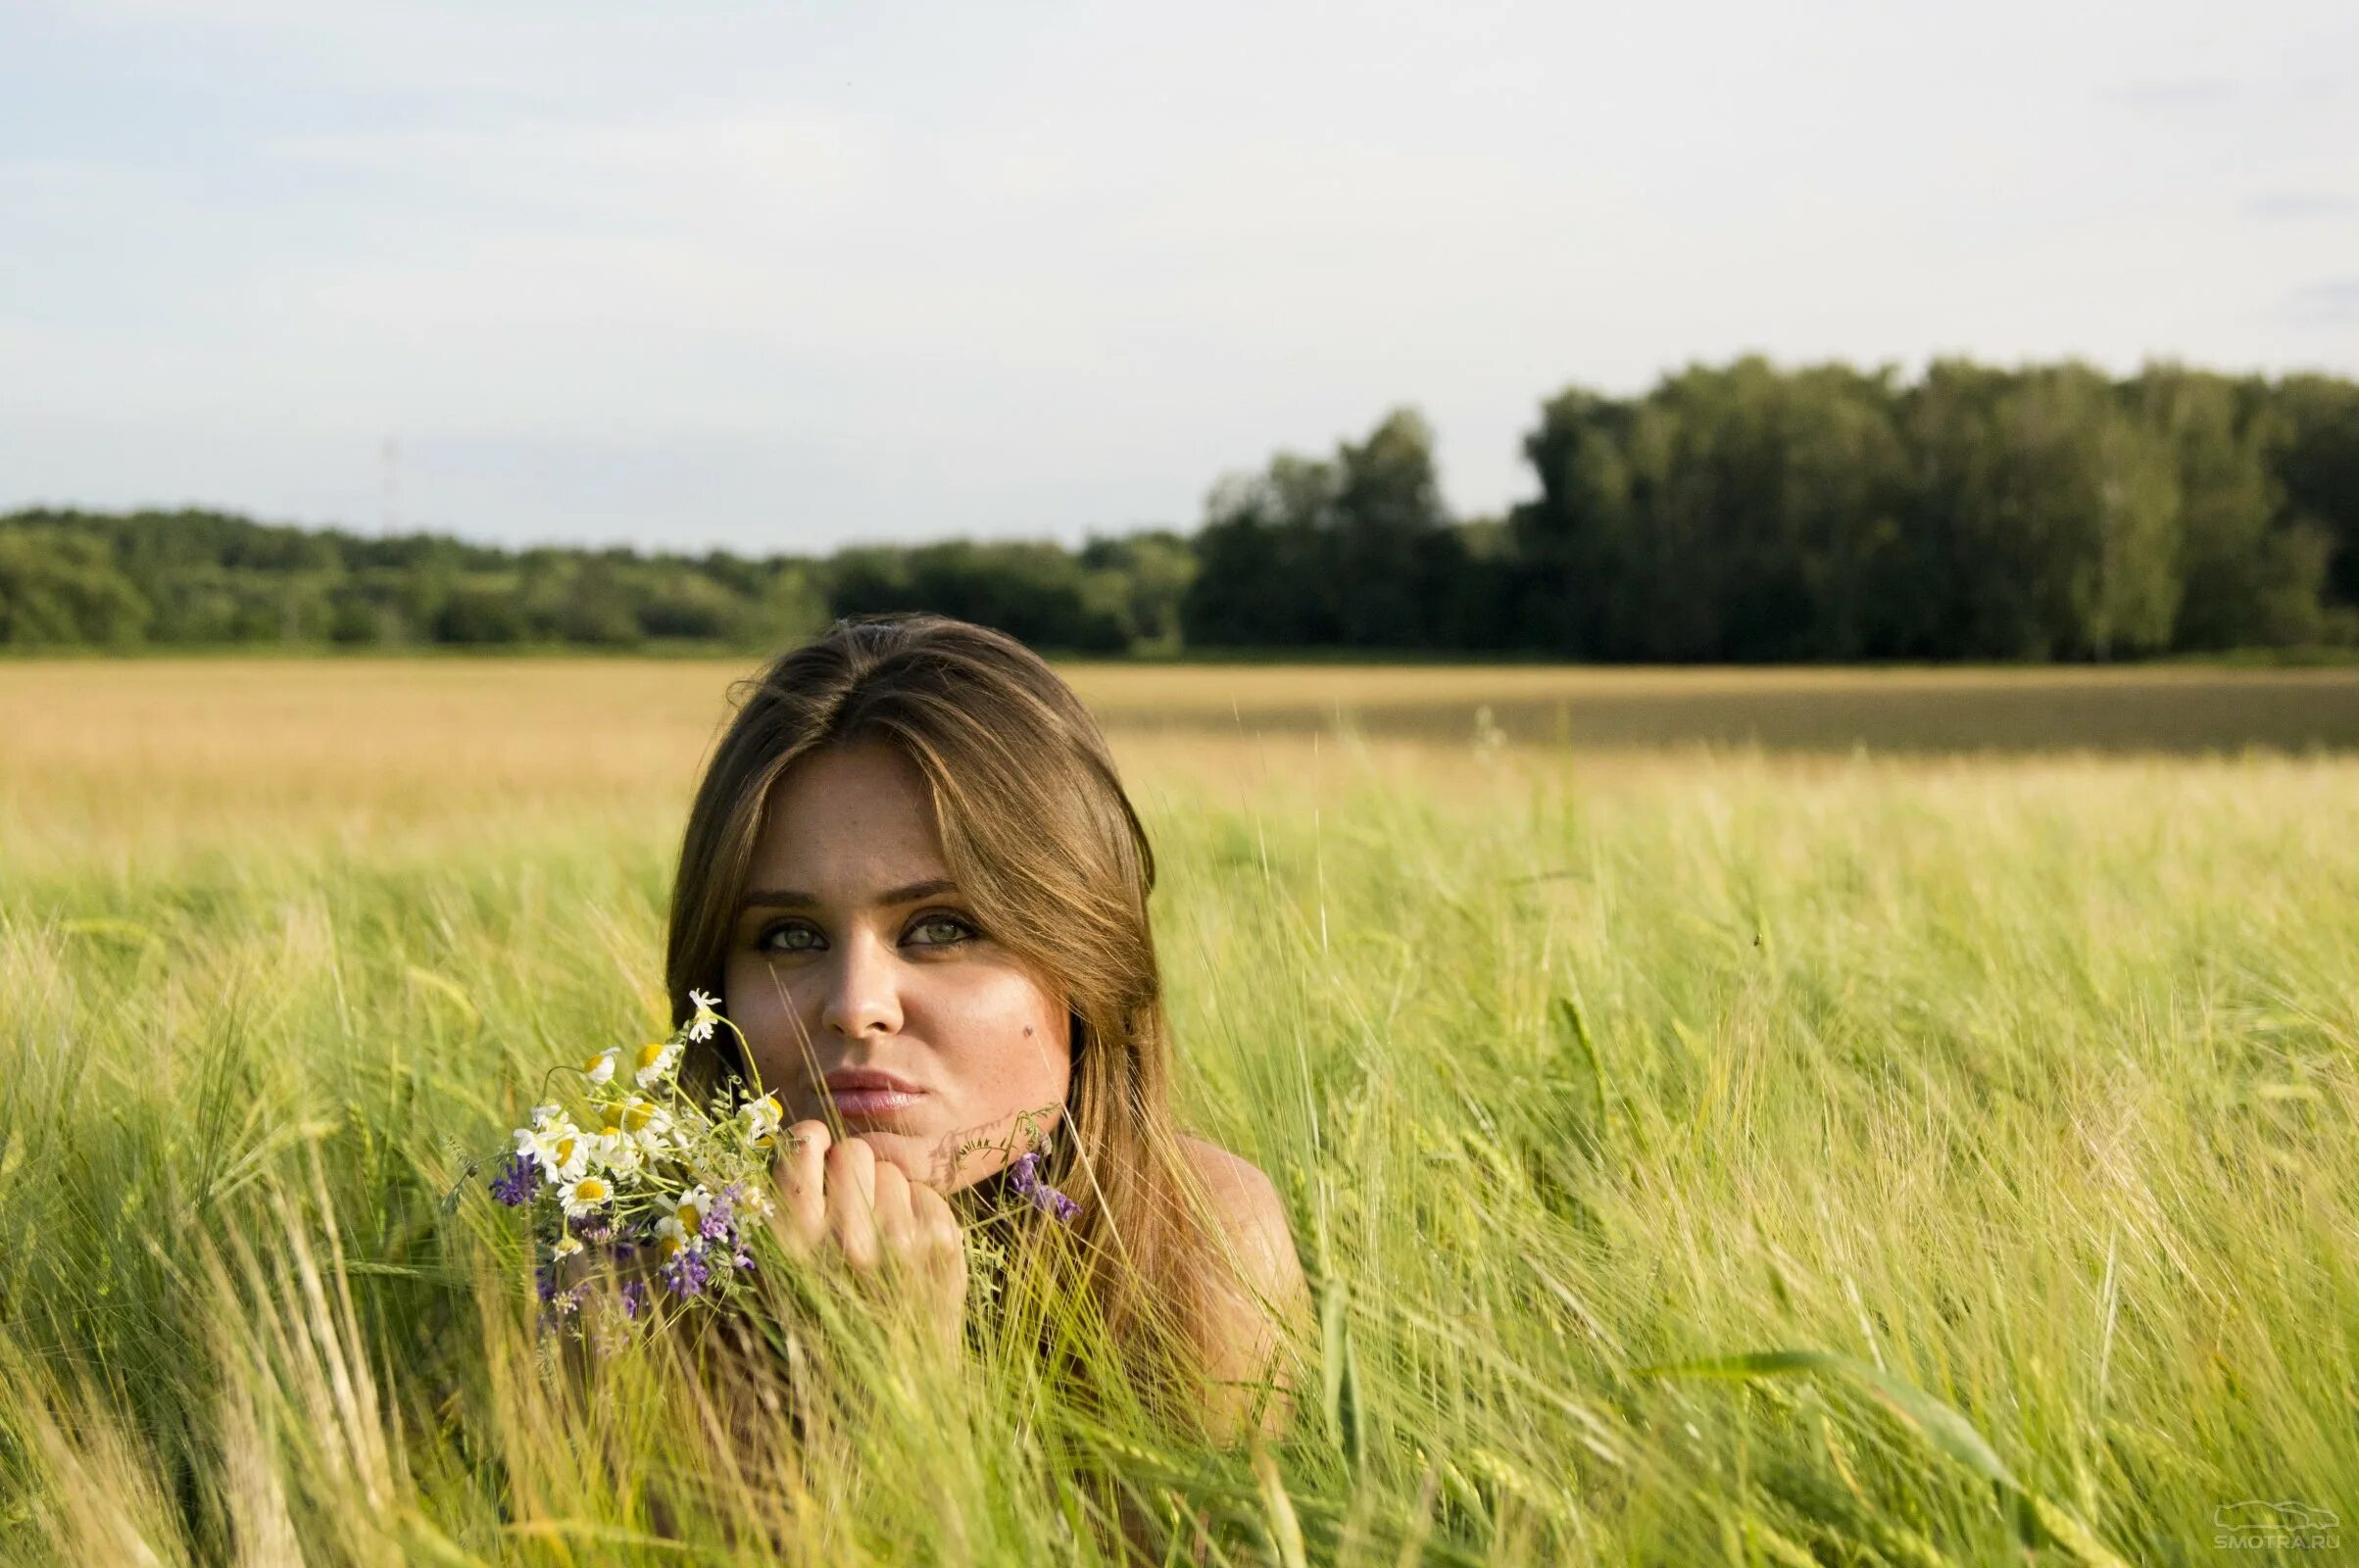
[[756, 922, 821, 955], [908, 913, 976, 947]]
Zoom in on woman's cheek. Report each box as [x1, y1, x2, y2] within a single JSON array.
[[941, 972, 1072, 1108], [724, 957, 814, 1091]]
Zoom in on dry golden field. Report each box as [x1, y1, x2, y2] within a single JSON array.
[[6, 657, 2357, 851]]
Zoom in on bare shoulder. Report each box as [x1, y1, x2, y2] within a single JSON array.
[[1178, 1137, 1306, 1305], [1178, 1137, 1309, 1441], [1180, 1134, 1276, 1204]]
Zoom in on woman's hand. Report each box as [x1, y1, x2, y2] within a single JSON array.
[[769, 1119, 967, 1353]]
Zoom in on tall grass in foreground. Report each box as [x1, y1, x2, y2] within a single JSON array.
[[2, 704, 2354, 1562]]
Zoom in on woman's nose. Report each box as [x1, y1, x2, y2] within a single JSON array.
[[817, 927, 904, 1041]]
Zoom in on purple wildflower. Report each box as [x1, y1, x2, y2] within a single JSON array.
[[700, 1187, 736, 1242], [661, 1248, 713, 1299], [489, 1152, 540, 1207], [577, 1208, 616, 1246], [620, 1279, 649, 1319], [1007, 1151, 1082, 1224]]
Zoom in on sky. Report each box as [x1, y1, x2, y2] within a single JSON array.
[[2, 1, 2355, 556]]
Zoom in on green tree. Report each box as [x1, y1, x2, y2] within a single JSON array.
[[1179, 471, 1313, 649], [2268, 374, 2359, 614], [1181, 409, 1463, 651], [1077, 530, 1197, 653], [743, 564, 830, 650], [0, 528, 152, 646], [2132, 365, 2318, 649], [636, 567, 746, 642], [1331, 409, 1462, 648], [1509, 387, 1637, 657], [434, 581, 531, 644], [1990, 366, 2182, 659]]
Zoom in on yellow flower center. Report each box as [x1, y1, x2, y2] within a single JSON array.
[[622, 1100, 656, 1132], [553, 1135, 578, 1165], [573, 1178, 610, 1203], [637, 1042, 668, 1073]]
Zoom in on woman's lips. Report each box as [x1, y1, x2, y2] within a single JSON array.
[[819, 1068, 927, 1123], [827, 1086, 925, 1120]]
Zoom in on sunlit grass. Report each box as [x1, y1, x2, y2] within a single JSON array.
[[2, 660, 2354, 1562]]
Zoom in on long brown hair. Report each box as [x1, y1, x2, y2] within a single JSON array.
[[664, 612, 1233, 1429]]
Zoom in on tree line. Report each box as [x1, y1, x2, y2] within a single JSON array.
[[6, 355, 2357, 661]]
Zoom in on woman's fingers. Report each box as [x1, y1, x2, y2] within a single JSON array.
[[908, 1179, 966, 1284], [906, 1178, 969, 1350], [853, 1157, 960, 1284], [775, 1131, 966, 1342], [772, 1119, 832, 1257], [823, 1136, 881, 1270], [868, 1157, 915, 1254]]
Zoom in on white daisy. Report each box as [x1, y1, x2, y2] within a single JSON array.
[[740, 1093, 784, 1149], [592, 1124, 645, 1180], [686, 989, 722, 1043], [521, 1114, 591, 1184], [580, 1047, 618, 1086], [653, 1214, 690, 1258], [558, 1174, 614, 1218], [614, 1095, 672, 1153], [631, 1037, 681, 1089], [671, 1185, 713, 1236]]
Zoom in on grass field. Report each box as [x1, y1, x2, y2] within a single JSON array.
[[3, 659, 2354, 1563]]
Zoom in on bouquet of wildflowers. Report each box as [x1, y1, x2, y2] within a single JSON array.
[[487, 989, 1086, 1345], [487, 989, 789, 1338]]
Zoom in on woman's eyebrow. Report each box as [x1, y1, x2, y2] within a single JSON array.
[[737, 877, 958, 912]]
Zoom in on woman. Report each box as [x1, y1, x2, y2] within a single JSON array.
[[662, 612, 1309, 1445]]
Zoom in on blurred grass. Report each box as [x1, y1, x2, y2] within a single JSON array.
[[1, 658, 2354, 1563]]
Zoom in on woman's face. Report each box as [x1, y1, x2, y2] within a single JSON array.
[[722, 739, 1072, 1192]]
